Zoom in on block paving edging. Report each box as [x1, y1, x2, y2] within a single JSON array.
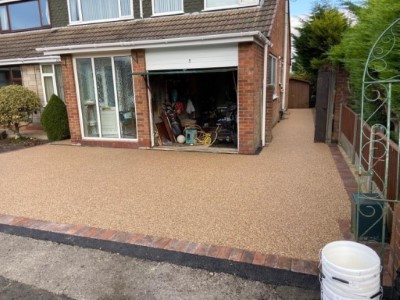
[[329, 145, 356, 241], [0, 144, 360, 290], [0, 213, 319, 277]]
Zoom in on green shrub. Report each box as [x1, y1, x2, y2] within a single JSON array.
[[0, 85, 41, 137], [40, 94, 70, 141]]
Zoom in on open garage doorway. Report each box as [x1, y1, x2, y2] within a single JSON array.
[[148, 68, 238, 153]]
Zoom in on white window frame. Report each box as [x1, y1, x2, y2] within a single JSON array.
[[268, 54, 278, 99], [204, 0, 259, 11], [73, 53, 138, 142], [152, 0, 184, 16], [41, 64, 59, 105], [67, 0, 133, 25]]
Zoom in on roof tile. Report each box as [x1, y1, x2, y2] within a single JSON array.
[[0, 0, 277, 60]]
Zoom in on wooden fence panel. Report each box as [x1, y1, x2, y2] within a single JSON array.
[[340, 106, 399, 201], [341, 106, 357, 143]]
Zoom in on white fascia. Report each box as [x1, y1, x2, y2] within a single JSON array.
[[0, 56, 61, 66], [37, 31, 270, 56]]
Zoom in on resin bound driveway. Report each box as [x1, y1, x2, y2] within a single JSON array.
[[0, 109, 351, 262]]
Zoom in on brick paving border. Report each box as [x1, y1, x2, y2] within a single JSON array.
[[329, 145, 356, 241], [0, 144, 364, 291]]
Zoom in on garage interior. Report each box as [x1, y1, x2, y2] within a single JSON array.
[[148, 68, 238, 152]]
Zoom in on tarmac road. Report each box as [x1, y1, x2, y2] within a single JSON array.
[[0, 233, 320, 300]]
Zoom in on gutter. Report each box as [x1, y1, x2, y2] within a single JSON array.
[[37, 31, 271, 55], [139, 0, 143, 19], [0, 56, 60, 66], [261, 41, 269, 147]]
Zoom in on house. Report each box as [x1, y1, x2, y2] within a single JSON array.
[[0, 0, 290, 154]]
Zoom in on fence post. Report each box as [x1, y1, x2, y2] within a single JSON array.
[[351, 113, 359, 165], [338, 103, 343, 146]]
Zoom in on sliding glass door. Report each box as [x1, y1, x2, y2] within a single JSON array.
[[76, 55, 137, 140]]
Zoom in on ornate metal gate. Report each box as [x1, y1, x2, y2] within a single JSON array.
[[357, 18, 400, 293]]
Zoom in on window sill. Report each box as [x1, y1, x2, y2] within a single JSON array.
[[152, 11, 184, 17], [273, 95, 279, 101], [69, 16, 134, 26]]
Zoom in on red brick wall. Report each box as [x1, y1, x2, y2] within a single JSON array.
[[332, 66, 351, 141], [132, 49, 152, 148], [238, 42, 264, 154], [61, 54, 82, 144], [265, 86, 274, 142]]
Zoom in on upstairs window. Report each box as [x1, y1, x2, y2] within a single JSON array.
[[153, 0, 183, 15], [205, 0, 258, 10], [69, 0, 132, 23], [0, 0, 50, 32]]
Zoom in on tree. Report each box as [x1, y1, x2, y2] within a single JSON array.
[[0, 85, 41, 137], [40, 94, 70, 141], [330, 0, 400, 127], [293, 2, 350, 83]]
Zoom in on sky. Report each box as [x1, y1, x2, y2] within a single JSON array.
[[290, 0, 342, 17], [290, 0, 343, 35]]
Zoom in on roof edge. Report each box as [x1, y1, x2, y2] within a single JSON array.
[[0, 56, 60, 66], [37, 32, 271, 56]]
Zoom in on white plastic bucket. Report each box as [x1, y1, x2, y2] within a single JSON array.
[[322, 260, 380, 283], [322, 280, 382, 300], [320, 241, 382, 300], [321, 268, 381, 293], [321, 241, 381, 276]]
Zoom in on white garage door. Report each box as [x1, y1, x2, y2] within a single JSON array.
[[145, 44, 238, 71]]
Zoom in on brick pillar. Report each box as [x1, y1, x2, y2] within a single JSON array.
[[238, 42, 264, 154], [265, 85, 274, 143], [61, 54, 82, 144], [332, 66, 351, 142], [132, 49, 151, 148]]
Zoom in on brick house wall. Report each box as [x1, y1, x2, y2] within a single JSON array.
[[21, 64, 44, 125], [265, 85, 274, 142], [238, 42, 263, 154], [60, 55, 81, 144]]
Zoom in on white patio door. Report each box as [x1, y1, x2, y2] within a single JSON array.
[[76, 55, 137, 140]]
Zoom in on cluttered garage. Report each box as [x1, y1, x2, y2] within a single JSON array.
[[144, 45, 240, 153], [149, 69, 238, 152]]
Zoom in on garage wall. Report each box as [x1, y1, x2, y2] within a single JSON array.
[[238, 42, 264, 154]]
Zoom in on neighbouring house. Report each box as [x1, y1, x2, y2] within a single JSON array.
[[0, 0, 290, 154]]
